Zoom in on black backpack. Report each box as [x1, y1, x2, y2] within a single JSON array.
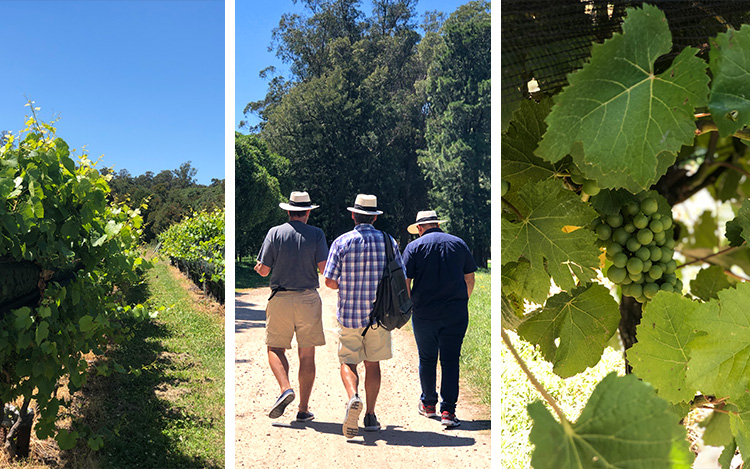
[[362, 231, 413, 337]]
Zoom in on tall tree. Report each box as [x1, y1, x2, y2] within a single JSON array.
[[235, 132, 288, 259], [419, 0, 491, 266]]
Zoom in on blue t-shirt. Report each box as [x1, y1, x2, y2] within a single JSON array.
[[257, 220, 329, 290], [402, 227, 477, 320]]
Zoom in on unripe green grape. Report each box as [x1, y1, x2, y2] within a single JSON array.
[[607, 266, 628, 284], [649, 219, 664, 233], [652, 213, 662, 221], [621, 275, 633, 285], [626, 237, 641, 253], [665, 259, 677, 274], [654, 231, 666, 244], [661, 246, 672, 261], [624, 203, 640, 217], [649, 246, 662, 262], [629, 271, 643, 283], [607, 242, 623, 256], [661, 217, 672, 230], [643, 282, 660, 299], [596, 223, 612, 240], [642, 260, 652, 273], [613, 228, 630, 246], [621, 283, 632, 296], [637, 228, 654, 245], [674, 279, 683, 292], [612, 252, 628, 268], [624, 223, 636, 234], [629, 283, 643, 298], [662, 272, 676, 284], [582, 180, 600, 196], [627, 257, 644, 274], [633, 214, 649, 229], [660, 283, 674, 292], [501, 180, 509, 196], [570, 172, 586, 185], [649, 264, 663, 280], [641, 197, 658, 216], [665, 238, 676, 250], [635, 246, 651, 261], [606, 214, 623, 228]]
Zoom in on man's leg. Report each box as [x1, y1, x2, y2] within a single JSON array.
[[340, 363, 359, 399], [363, 360, 381, 414], [298, 346, 315, 413], [438, 315, 469, 414], [412, 317, 439, 408], [268, 346, 291, 393]]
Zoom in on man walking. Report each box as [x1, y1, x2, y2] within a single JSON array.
[[402, 210, 477, 427], [323, 194, 404, 438], [255, 191, 329, 422]]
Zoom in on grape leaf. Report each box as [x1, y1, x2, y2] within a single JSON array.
[[628, 292, 699, 404], [518, 284, 620, 378], [692, 211, 719, 249], [708, 26, 750, 137], [535, 5, 709, 193], [719, 440, 738, 469], [501, 97, 559, 196], [690, 265, 735, 301], [686, 283, 750, 402], [701, 409, 733, 447], [501, 179, 599, 292], [501, 258, 550, 305], [725, 198, 750, 247], [528, 373, 693, 469], [729, 394, 750, 468]]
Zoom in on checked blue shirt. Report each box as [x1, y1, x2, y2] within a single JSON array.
[[324, 224, 405, 329]]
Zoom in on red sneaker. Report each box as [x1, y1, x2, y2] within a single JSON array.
[[418, 401, 438, 418], [441, 411, 460, 427]]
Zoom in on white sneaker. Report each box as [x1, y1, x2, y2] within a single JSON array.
[[343, 394, 363, 438]]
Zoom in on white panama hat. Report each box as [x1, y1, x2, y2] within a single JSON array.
[[279, 191, 319, 211], [407, 210, 447, 234], [347, 194, 383, 215]]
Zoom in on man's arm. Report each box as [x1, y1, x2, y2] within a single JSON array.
[[465, 272, 475, 298], [254, 262, 271, 277], [317, 261, 326, 275], [405, 278, 412, 297], [324, 277, 339, 290]]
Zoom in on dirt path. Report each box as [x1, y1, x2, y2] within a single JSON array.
[[235, 277, 491, 468]]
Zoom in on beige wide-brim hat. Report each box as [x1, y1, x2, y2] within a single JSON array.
[[347, 194, 383, 215], [279, 191, 319, 211], [408, 210, 447, 234]]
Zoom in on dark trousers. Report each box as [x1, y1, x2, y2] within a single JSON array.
[[412, 312, 468, 414]]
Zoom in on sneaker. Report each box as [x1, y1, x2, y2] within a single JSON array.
[[418, 401, 438, 418], [342, 394, 363, 438], [363, 413, 380, 431], [268, 389, 295, 419], [441, 411, 460, 428], [296, 411, 315, 422]]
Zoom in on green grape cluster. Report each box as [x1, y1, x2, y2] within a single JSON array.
[[592, 197, 681, 303], [569, 167, 600, 196]]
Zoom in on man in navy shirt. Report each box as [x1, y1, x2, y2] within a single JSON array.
[[402, 210, 477, 427]]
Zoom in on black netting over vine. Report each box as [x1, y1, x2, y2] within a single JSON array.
[[501, 0, 750, 124]]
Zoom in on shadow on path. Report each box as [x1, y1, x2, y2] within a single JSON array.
[[235, 292, 267, 332], [271, 420, 477, 448]]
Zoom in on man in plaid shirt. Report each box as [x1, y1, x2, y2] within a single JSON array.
[[324, 194, 405, 439]]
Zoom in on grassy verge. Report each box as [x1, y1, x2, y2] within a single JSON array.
[[71, 260, 225, 468], [462, 268, 491, 407], [500, 330, 626, 468], [236, 257, 268, 290]]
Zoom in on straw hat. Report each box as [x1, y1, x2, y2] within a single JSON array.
[[407, 210, 447, 234], [279, 191, 319, 211], [347, 194, 383, 215]]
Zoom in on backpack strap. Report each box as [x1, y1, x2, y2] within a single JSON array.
[[361, 231, 393, 337]]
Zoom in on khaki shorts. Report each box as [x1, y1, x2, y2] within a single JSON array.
[[265, 290, 325, 349], [337, 321, 392, 364]]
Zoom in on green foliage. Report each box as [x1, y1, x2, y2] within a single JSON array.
[[528, 373, 692, 468], [234, 132, 286, 260], [0, 109, 151, 452], [157, 209, 225, 287], [502, 4, 750, 467], [536, 5, 709, 193]]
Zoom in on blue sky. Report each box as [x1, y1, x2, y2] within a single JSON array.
[[236, 0, 474, 131], [0, 0, 224, 185]]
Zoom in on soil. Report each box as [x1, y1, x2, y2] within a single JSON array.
[[234, 277, 492, 468]]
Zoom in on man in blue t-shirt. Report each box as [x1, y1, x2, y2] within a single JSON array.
[[402, 210, 477, 428], [255, 191, 329, 423]]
